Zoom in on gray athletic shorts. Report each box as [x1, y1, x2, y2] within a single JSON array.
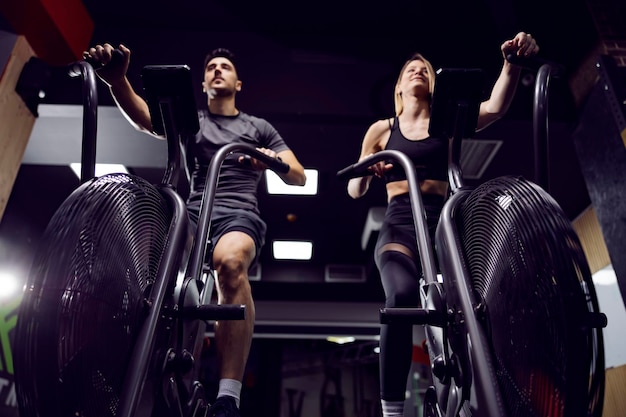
[[187, 202, 267, 268]]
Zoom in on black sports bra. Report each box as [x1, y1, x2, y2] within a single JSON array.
[[383, 117, 448, 183]]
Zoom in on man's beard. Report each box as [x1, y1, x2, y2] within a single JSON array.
[[207, 87, 234, 100]]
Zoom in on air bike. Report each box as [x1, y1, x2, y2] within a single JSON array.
[[13, 60, 289, 417], [337, 61, 607, 417]]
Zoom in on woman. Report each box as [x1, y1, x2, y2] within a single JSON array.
[[347, 32, 539, 417]]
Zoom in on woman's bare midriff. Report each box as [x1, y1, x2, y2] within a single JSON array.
[[386, 179, 448, 202]]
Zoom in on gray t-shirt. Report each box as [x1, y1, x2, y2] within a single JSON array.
[[186, 110, 290, 214]]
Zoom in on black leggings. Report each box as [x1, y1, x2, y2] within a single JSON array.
[[375, 193, 443, 401]]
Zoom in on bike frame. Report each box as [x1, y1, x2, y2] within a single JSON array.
[[338, 148, 505, 417], [337, 59, 575, 417], [71, 62, 289, 417]]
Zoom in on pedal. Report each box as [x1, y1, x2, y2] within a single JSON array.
[[181, 304, 246, 320], [188, 381, 209, 417], [582, 312, 608, 329], [380, 307, 446, 326]]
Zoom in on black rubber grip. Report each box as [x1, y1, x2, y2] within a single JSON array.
[[242, 152, 290, 174], [83, 48, 125, 70], [336, 163, 367, 180], [506, 53, 564, 74], [181, 304, 246, 321]]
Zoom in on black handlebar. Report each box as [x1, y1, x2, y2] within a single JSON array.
[[506, 53, 564, 191], [68, 60, 99, 184], [506, 53, 565, 76], [83, 48, 125, 71], [336, 150, 439, 285], [241, 150, 290, 174], [336, 155, 380, 181]]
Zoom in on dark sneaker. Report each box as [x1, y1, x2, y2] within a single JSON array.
[[209, 395, 240, 417]]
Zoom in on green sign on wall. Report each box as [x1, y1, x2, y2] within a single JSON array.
[[1, 297, 21, 417]]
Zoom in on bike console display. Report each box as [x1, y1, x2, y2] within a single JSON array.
[[141, 64, 200, 137], [428, 68, 484, 140]]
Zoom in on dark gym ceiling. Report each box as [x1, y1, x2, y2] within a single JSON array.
[[3, 0, 601, 305]]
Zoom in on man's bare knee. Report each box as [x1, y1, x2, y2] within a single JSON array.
[[213, 232, 255, 272]]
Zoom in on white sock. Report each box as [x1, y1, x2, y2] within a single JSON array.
[[217, 379, 242, 408], [381, 399, 404, 417]]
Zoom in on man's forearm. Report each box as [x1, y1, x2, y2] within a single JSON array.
[[109, 77, 154, 134]]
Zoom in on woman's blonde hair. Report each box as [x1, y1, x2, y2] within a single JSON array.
[[393, 53, 436, 116]]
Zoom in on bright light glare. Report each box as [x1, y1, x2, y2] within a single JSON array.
[[70, 163, 129, 178], [272, 240, 313, 260], [266, 169, 318, 195], [326, 336, 356, 344], [593, 264, 617, 286], [496, 194, 513, 210], [0, 271, 20, 300]]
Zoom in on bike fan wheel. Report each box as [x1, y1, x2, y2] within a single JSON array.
[[458, 175, 604, 417], [14, 173, 172, 417]]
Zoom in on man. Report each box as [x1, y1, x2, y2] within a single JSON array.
[[84, 44, 306, 417]]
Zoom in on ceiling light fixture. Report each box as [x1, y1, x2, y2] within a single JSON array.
[[272, 240, 313, 260], [326, 336, 356, 344], [265, 169, 318, 195], [70, 163, 129, 179]]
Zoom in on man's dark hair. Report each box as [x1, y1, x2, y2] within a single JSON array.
[[203, 48, 238, 75]]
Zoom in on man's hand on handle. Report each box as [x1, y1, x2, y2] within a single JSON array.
[[83, 43, 131, 87]]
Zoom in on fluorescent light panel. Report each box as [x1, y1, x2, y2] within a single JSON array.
[[272, 240, 313, 260], [265, 169, 318, 195], [70, 163, 129, 178], [326, 336, 356, 344]]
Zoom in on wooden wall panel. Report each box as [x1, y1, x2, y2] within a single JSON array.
[[572, 205, 612, 274], [603, 364, 626, 417], [0, 35, 36, 221]]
